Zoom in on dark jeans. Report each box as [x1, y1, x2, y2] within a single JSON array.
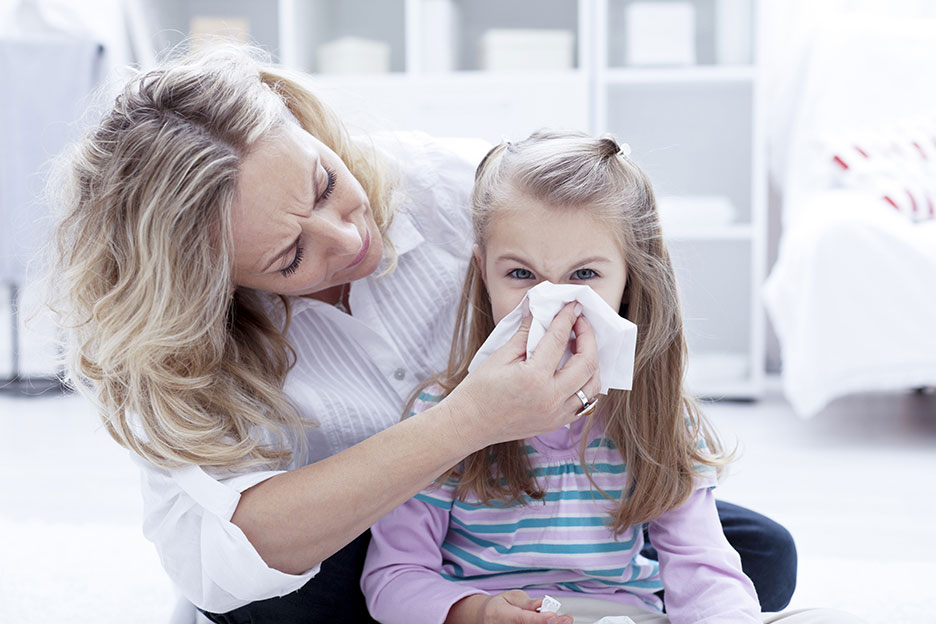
[[202, 500, 796, 623]]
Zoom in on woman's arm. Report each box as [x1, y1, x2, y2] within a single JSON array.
[[649, 486, 761, 624], [232, 305, 599, 575]]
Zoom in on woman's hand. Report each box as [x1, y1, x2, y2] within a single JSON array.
[[444, 301, 600, 449], [446, 591, 573, 624]]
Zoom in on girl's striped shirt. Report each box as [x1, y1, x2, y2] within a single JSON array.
[[361, 386, 739, 624]]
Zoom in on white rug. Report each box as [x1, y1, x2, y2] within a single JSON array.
[[788, 555, 936, 623], [0, 519, 175, 624], [2, 518, 933, 623]]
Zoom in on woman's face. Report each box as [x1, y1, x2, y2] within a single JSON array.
[[476, 192, 628, 324], [231, 120, 383, 297]]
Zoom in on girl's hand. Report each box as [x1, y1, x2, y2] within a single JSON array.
[[445, 301, 601, 449], [447, 591, 573, 624]]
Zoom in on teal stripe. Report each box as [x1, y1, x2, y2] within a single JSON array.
[[441, 543, 551, 573], [523, 445, 539, 455], [417, 390, 445, 403], [450, 514, 609, 533], [586, 438, 617, 450], [450, 527, 636, 555], [629, 564, 643, 581], [414, 493, 452, 510], [532, 463, 626, 477], [453, 488, 623, 510], [585, 566, 629, 577]]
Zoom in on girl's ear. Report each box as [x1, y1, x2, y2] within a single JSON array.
[[472, 244, 487, 285]]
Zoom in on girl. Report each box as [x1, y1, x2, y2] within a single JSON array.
[[360, 130, 863, 624]]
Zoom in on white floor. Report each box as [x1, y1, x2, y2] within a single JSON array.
[[1, 380, 934, 623]]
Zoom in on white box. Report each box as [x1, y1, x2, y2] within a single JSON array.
[[625, 2, 696, 66], [317, 37, 391, 74], [479, 29, 575, 72], [189, 16, 251, 49]]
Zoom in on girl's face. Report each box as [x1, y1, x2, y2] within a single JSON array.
[[231, 120, 383, 298], [476, 192, 628, 324]]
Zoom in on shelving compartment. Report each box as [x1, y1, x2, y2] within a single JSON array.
[[666, 237, 758, 397], [604, 80, 754, 224], [605, 0, 755, 68], [281, 0, 406, 73], [146, 0, 282, 61], [444, 0, 581, 72]]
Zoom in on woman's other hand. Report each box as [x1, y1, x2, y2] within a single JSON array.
[[446, 591, 573, 624], [446, 301, 600, 448]]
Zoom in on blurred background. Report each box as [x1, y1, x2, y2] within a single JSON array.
[[1, 1, 934, 622]]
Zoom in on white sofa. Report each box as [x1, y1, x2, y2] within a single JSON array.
[[763, 16, 936, 417]]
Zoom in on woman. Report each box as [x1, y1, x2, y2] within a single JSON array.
[[49, 46, 795, 622]]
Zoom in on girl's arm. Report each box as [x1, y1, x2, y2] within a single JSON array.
[[648, 486, 761, 624], [362, 494, 484, 624]]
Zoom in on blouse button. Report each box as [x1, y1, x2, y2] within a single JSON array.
[[393, 367, 406, 380]]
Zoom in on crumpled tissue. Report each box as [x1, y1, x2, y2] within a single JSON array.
[[467, 281, 637, 395]]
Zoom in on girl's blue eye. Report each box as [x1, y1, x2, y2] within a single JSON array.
[[508, 268, 534, 280], [320, 168, 336, 202], [573, 268, 597, 280]]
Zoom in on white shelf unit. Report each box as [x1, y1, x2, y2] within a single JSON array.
[[594, 0, 765, 399], [147, 0, 764, 399]]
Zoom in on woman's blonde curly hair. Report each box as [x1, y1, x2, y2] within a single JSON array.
[[48, 45, 396, 471]]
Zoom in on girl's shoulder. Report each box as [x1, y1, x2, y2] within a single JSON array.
[[406, 382, 449, 419], [683, 414, 720, 489]]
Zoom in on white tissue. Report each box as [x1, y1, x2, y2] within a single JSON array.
[[537, 595, 562, 613], [467, 281, 637, 394], [593, 618, 636, 624]]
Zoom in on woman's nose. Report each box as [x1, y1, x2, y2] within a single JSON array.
[[323, 220, 362, 255]]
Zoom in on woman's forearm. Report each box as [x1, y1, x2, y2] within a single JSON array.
[[232, 302, 596, 575], [231, 393, 483, 575]]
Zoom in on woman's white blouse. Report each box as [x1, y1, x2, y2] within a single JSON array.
[[133, 132, 480, 613]]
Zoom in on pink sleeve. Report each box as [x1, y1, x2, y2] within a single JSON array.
[[361, 492, 486, 624], [649, 486, 761, 624]]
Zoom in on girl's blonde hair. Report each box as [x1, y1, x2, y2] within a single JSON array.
[[417, 129, 728, 533], [49, 45, 396, 471]]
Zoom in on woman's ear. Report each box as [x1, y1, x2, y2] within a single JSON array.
[[472, 244, 487, 285]]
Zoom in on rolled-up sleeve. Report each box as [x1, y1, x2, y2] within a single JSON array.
[[134, 455, 319, 613]]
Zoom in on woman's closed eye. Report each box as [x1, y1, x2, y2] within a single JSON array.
[[320, 168, 336, 202], [281, 241, 304, 277]]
